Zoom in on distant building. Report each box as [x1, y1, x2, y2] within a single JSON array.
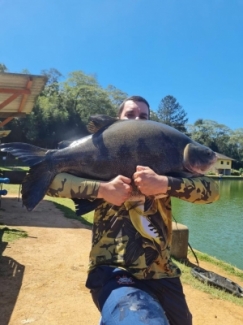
[[209, 153, 235, 175]]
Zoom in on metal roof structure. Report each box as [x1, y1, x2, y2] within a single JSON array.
[[0, 72, 47, 128], [216, 152, 235, 161]]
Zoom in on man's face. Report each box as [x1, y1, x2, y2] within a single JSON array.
[[120, 100, 149, 120]]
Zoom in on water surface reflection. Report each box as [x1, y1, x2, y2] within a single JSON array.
[[172, 180, 243, 270]]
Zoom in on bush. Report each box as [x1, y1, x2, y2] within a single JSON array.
[[231, 169, 240, 176], [207, 172, 216, 175]]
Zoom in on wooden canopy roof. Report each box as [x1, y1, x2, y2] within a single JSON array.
[[0, 72, 47, 128]]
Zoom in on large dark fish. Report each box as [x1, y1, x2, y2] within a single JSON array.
[[0, 115, 217, 214]]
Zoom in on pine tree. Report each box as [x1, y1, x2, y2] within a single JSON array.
[[157, 95, 188, 133]]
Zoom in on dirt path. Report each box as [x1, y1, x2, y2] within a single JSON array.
[[0, 197, 243, 325]]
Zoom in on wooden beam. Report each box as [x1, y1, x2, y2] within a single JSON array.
[[18, 78, 33, 113], [0, 117, 13, 127], [0, 93, 20, 110], [0, 112, 26, 118], [0, 88, 31, 95], [0, 77, 33, 117]]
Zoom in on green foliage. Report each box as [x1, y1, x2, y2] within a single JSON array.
[[21, 69, 31, 74], [106, 85, 128, 107], [150, 110, 160, 121], [157, 95, 188, 132], [206, 171, 216, 175], [231, 169, 240, 176], [187, 119, 236, 158], [0, 63, 8, 73], [228, 128, 243, 167], [62, 71, 117, 123]]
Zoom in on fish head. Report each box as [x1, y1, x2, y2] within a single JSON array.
[[183, 142, 217, 174]]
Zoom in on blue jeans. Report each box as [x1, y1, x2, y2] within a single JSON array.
[[86, 266, 192, 325]]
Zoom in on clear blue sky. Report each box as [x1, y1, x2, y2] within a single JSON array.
[[1, 0, 242, 130]]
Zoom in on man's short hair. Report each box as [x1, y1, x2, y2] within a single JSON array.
[[118, 96, 150, 118]]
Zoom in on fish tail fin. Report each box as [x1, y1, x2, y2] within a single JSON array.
[[0, 142, 47, 167], [0, 142, 56, 211], [22, 162, 56, 211]]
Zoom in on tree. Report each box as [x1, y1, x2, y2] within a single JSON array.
[[157, 95, 188, 132], [188, 119, 232, 155], [228, 128, 243, 168], [21, 69, 31, 74], [188, 119, 214, 147], [150, 110, 160, 122], [62, 71, 118, 123], [40, 68, 63, 96], [0, 63, 8, 73], [106, 85, 128, 108]]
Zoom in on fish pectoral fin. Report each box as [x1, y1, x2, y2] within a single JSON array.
[[87, 115, 118, 133], [22, 163, 56, 211]]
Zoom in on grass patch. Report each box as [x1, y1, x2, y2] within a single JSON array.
[[45, 196, 94, 226], [172, 251, 243, 306], [188, 249, 243, 281], [0, 226, 28, 242], [1, 183, 21, 196], [0, 166, 29, 171], [0, 184, 29, 242]]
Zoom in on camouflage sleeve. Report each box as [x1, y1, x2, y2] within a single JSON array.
[[46, 173, 100, 199], [167, 176, 219, 204]]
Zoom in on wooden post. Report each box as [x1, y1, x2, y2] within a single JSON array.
[[171, 222, 189, 261]]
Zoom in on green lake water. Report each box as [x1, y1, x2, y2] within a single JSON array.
[[172, 179, 243, 270]]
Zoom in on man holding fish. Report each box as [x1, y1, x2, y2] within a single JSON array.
[[47, 96, 219, 325]]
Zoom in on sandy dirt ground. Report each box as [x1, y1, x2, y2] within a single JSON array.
[[0, 196, 243, 325]]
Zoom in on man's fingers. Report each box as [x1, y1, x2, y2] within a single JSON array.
[[118, 175, 132, 184], [136, 165, 148, 171]]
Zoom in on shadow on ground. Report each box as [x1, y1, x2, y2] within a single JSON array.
[[0, 197, 91, 229], [0, 229, 24, 325]]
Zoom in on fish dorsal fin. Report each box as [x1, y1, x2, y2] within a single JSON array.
[[87, 115, 118, 133]]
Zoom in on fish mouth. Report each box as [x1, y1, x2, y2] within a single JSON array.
[[183, 144, 218, 174]]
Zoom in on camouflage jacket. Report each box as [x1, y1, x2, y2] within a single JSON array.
[[48, 174, 219, 280]]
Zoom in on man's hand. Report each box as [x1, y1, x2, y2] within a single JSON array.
[[97, 175, 132, 206], [133, 166, 168, 196]]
